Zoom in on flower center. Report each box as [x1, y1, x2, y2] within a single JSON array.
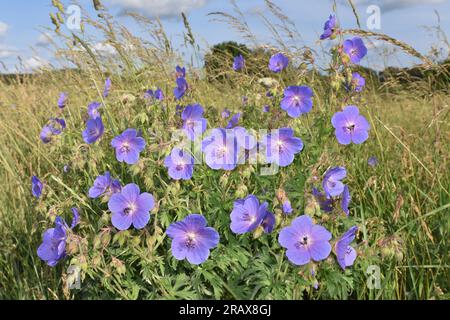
[[124, 203, 137, 215], [216, 146, 227, 158], [344, 123, 356, 133], [120, 143, 130, 153], [296, 235, 310, 249], [185, 232, 197, 249], [350, 48, 358, 56]]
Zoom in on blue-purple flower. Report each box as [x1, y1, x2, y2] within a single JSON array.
[[166, 214, 219, 265], [312, 188, 333, 212], [175, 65, 186, 78], [280, 86, 313, 118], [225, 112, 241, 129], [368, 156, 378, 167], [320, 15, 337, 40], [230, 195, 274, 234], [37, 210, 79, 267], [350, 72, 365, 92], [260, 128, 304, 167], [144, 88, 164, 102], [279, 215, 332, 265], [343, 37, 367, 64], [323, 167, 347, 197], [164, 147, 194, 180], [335, 226, 358, 270], [32, 176, 43, 198], [40, 118, 66, 143], [233, 54, 245, 71], [269, 53, 289, 73], [88, 171, 121, 199], [282, 199, 293, 215], [331, 105, 370, 145], [103, 77, 111, 97], [57, 92, 67, 108], [221, 108, 231, 119], [108, 183, 154, 230], [87, 102, 102, 119], [341, 185, 351, 216], [82, 117, 104, 144], [202, 128, 238, 170], [111, 129, 146, 164], [182, 104, 207, 140], [174, 77, 188, 100]]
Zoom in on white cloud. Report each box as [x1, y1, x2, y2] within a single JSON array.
[[36, 32, 53, 47], [0, 21, 9, 37], [108, 0, 209, 17], [350, 0, 447, 11], [0, 44, 17, 58], [93, 42, 117, 55], [23, 56, 49, 70]]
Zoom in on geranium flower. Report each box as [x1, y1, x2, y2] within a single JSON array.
[[166, 214, 219, 265], [260, 128, 304, 167], [87, 102, 102, 119], [57, 92, 67, 108], [233, 54, 245, 71], [323, 167, 347, 197], [88, 171, 121, 199], [32, 176, 43, 198], [280, 86, 313, 118], [343, 37, 367, 64], [111, 129, 146, 164], [182, 104, 207, 141], [335, 226, 358, 270], [108, 183, 154, 230], [82, 117, 104, 144], [331, 105, 370, 145], [174, 77, 188, 100], [230, 195, 273, 234], [278, 215, 332, 265], [320, 15, 337, 40], [269, 53, 289, 73], [164, 147, 194, 180]]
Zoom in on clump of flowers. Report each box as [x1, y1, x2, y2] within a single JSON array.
[[88, 171, 121, 199], [37, 209, 79, 267], [230, 195, 275, 235]]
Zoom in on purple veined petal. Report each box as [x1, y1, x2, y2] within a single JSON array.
[[121, 183, 140, 201], [166, 220, 188, 239], [341, 185, 351, 216], [70, 208, 80, 229], [171, 237, 188, 261], [196, 226, 220, 249], [278, 225, 299, 249], [261, 210, 275, 233], [108, 193, 127, 214], [344, 246, 357, 267], [291, 215, 314, 234], [185, 241, 211, 265], [136, 192, 155, 213], [111, 211, 133, 231], [132, 209, 150, 229], [351, 127, 369, 144], [183, 214, 208, 230], [309, 240, 332, 261], [286, 247, 311, 265], [310, 225, 332, 242]]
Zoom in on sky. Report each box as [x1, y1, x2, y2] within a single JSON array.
[[0, 0, 449, 73]]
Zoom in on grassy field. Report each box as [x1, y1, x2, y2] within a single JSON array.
[[0, 1, 449, 300]]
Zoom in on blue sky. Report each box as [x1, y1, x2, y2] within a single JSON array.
[[0, 0, 449, 72]]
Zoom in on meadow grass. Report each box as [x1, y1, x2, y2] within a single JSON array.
[[0, 1, 448, 300]]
